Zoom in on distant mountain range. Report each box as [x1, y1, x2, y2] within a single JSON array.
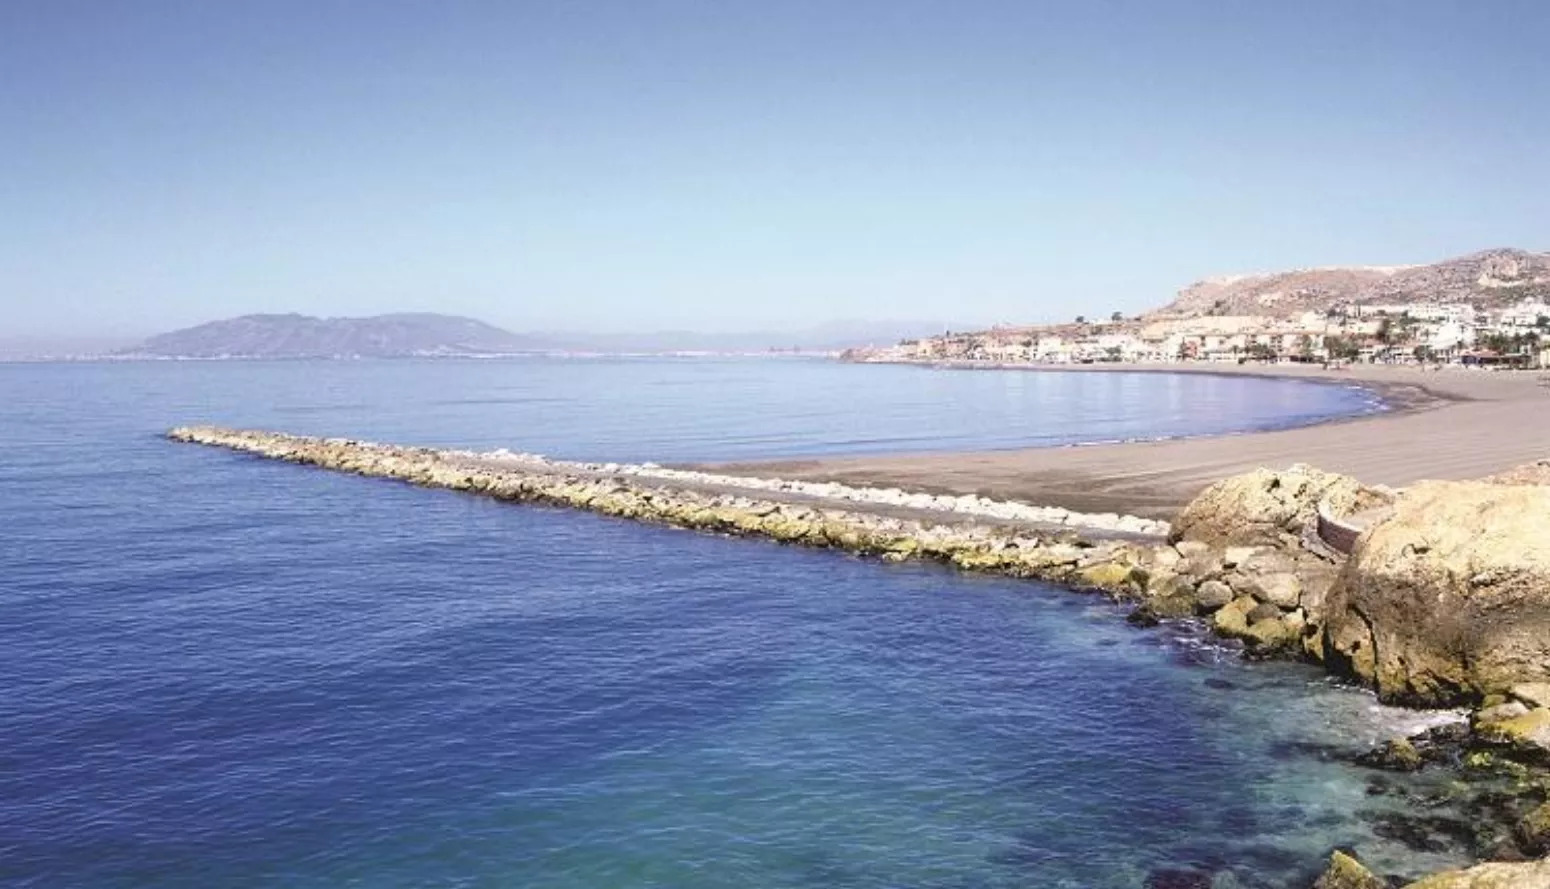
[[121, 313, 541, 359], [110, 313, 950, 359], [1151, 248, 1550, 320]]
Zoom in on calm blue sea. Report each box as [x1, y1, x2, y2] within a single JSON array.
[[1, 358, 1452, 889]]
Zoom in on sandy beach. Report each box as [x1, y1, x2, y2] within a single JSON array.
[[703, 363, 1550, 520]]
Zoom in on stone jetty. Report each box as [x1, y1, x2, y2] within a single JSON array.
[[166, 425, 1164, 592], [168, 425, 1550, 884], [167, 426, 1550, 706]]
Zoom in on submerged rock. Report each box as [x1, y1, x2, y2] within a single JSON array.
[[1514, 801, 1550, 856], [1143, 867, 1214, 889], [1312, 850, 1386, 889], [1356, 737, 1425, 772]]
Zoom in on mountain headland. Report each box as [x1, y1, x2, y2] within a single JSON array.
[[1154, 247, 1550, 320], [100, 313, 949, 361], [119, 312, 544, 359]]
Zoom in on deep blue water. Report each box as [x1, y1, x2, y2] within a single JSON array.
[[1, 358, 1450, 888]]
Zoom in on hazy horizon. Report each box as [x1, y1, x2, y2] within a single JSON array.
[[4, 1, 1548, 338], [0, 314, 964, 359]]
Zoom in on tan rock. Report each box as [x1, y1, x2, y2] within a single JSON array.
[[1173, 539, 1212, 559], [1482, 459, 1550, 487], [1475, 701, 1530, 725], [1195, 579, 1235, 611], [1169, 464, 1373, 548], [1238, 547, 1300, 577], [1222, 545, 1261, 569], [1146, 570, 1196, 599], [1323, 480, 1550, 705], [1511, 682, 1550, 709], [1211, 595, 1297, 654], [1402, 858, 1550, 888], [1147, 546, 1183, 572], [1213, 595, 1257, 637], [1296, 561, 1340, 617], [1475, 707, 1550, 758], [1243, 614, 1299, 655], [1179, 549, 1223, 581], [1313, 851, 1386, 889], [1075, 561, 1136, 593], [1244, 571, 1302, 609]]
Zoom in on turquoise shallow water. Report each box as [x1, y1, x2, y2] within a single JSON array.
[[0, 358, 1457, 888]]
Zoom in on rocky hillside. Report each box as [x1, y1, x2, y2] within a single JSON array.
[[1152, 248, 1550, 319], [125, 313, 543, 359]]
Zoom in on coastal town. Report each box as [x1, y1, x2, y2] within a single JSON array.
[[852, 294, 1550, 369]]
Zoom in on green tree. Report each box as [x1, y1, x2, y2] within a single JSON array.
[[1324, 335, 1361, 361]]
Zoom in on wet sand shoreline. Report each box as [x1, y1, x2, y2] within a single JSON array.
[[702, 362, 1550, 520]]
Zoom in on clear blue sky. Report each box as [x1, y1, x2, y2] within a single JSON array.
[[3, 0, 1547, 337]]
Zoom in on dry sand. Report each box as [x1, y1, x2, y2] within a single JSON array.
[[702, 363, 1550, 520]]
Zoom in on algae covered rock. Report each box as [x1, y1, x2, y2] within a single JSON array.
[[1402, 858, 1550, 888], [1209, 594, 1298, 655], [1475, 707, 1550, 759], [1514, 801, 1550, 856], [1322, 480, 1550, 706], [1128, 592, 1197, 625], [1213, 595, 1257, 637], [1355, 737, 1424, 772], [1169, 464, 1372, 548], [1075, 561, 1138, 594], [1312, 850, 1386, 889]]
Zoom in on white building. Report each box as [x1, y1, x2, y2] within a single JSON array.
[[1500, 299, 1550, 329]]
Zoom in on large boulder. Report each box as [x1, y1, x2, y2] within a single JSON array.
[[1322, 480, 1550, 706], [1170, 464, 1377, 549]]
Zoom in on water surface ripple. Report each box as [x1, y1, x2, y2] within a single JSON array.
[[1, 358, 1448, 888]]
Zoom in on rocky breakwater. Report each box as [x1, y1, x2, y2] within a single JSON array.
[[1123, 457, 1550, 714], [1121, 463, 1376, 661], [165, 426, 1164, 594], [1109, 459, 1550, 880]]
